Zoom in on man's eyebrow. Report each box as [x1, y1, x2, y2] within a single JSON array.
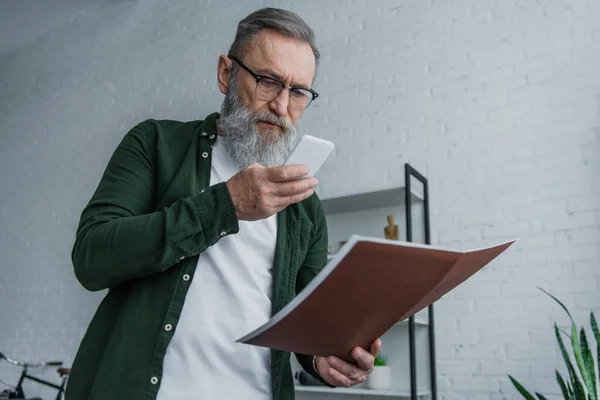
[[255, 67, 311, 90]]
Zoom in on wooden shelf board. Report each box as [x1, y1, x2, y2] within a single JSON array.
[[320, 187, 423, 215], [295, 385, 430, 397]]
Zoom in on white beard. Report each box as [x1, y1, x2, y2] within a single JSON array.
[[218, 76, 300, 170]]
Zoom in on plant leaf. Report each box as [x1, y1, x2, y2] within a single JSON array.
[[509, 375, 537, 400], [539, 287, 575, 323], [543, 288, 594, 400], [580, 328, 597, 400], [560, 328, 573, 339], [556, 324, 586, 400], [592, 313, 600, 343], [574, 378, 587, 400], [568, 380, 574, 398], [592, 312, 600, 376], [556, 324, 578, 380], [572, 323, 595, 400], [535, 393, 549, 400], [557, 370, 571, 399]]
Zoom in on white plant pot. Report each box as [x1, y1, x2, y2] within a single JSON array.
[[367, 366, 392, 390]]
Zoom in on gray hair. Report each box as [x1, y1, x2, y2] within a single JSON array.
[[228, 7, 320, 72]]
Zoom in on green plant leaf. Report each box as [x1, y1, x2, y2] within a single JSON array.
[[555, 324, 586, 400], [580, 328, 598, 400], [374, 353, 387, 366], [542, 288, 593, 400], [509, 375, 536, 400], [571, 323, 595, 400], [592, 312, 600, 375], [557, 370, 571, 399], [574, 378, 587, 400], [592, 313, 600, 343], [535, 393, 549, 400], [539, 287, 574, 323], [560, 328, 573, 340], [568, 381, 574, 398]]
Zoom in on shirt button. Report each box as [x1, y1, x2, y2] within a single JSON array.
[[220, 231, 227, 237], [202, 152, 209, 158], [209, 134, 215, 139], [165, 324, 173, 332], [150, 377, 159, 385], [179, 256, 185, 261], [182, 274, 190, 281], [201, 189, 205, 193]]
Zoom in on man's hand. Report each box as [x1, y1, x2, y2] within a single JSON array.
[[315, 339, 382, 387], [226, 163, 318, 221]]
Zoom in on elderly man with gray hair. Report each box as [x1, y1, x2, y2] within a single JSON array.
[[66, 7, 381, 400]]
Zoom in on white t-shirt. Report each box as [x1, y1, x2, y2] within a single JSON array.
[[157, 138, 276, 400]]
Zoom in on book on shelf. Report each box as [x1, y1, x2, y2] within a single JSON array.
[[237, 235, 516, 362]]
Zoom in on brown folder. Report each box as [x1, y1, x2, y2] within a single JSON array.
[[237, 235, 516, 362]]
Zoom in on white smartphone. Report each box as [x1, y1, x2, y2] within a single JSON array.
[[284, 135, 335, 179]]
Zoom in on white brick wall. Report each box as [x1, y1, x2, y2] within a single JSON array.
[[0, 0, 598, 399]]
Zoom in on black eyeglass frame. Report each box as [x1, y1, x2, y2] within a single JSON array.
[[230, 56, 319, 110]]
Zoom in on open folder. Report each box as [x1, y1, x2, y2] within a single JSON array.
[[237, 235, 516, 362]]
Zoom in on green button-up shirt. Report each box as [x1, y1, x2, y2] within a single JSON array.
[[66, 112, 331, 400]]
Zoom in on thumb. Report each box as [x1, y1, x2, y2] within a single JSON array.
[[246, 163, 264, 170], [369, 338, 382, 356]]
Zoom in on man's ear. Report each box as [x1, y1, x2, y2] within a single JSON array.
[[217, 55, 232, 95]]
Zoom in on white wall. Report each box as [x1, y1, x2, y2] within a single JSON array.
[[0, 0, 598, 399], [0, 0, 100, 56]]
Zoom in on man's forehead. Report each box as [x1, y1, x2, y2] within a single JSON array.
[[243, 30, 316, 87]]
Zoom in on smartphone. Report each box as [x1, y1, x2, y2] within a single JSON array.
[[284, 135, 335, 179]]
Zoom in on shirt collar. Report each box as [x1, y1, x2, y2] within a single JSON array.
[[198, 112, 219, 145]]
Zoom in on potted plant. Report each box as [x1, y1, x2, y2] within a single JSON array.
[[508, 288, 599, 400], [367, 353, 392, 390]]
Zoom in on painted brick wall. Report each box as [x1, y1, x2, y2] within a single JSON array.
[[0, 0, 598, 399]]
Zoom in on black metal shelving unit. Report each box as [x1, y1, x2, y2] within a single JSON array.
[[404, 163, 436, 400], [307, 162, 437, 400]]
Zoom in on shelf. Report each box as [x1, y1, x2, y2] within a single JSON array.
[[320, 187, 423, 215], [397, 317, 429, 327], [295, 385, 430, 398], [314, 166, 435, 400]]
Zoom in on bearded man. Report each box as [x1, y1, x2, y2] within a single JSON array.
[[66, 7, 380, 400]]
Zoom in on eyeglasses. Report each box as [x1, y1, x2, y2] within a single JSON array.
[[230, 56, 318, 111]]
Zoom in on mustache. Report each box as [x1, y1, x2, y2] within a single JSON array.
[[251, 110, 293, 130]]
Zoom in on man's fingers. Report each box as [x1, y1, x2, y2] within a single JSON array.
[[265, 165, 309, 182], [323, 365, 363, 387], [273, 177, 318, 197], [291, 188, 315, 204], [325, 367, 352, 387], [272, 189, 314, 212], [351, 346, 375, 371], [268, 178, 316, 209], [369, 338, 382, 357], [231, 163, 315, 220], [326, 356, 365, 381], [271, 188, 314, 210]]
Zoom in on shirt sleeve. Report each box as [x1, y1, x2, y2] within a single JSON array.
[[71, 121, 239, 292], [293, 198, 336, 387]]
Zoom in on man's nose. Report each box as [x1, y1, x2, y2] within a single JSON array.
[[268, 89, 291, 117]]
